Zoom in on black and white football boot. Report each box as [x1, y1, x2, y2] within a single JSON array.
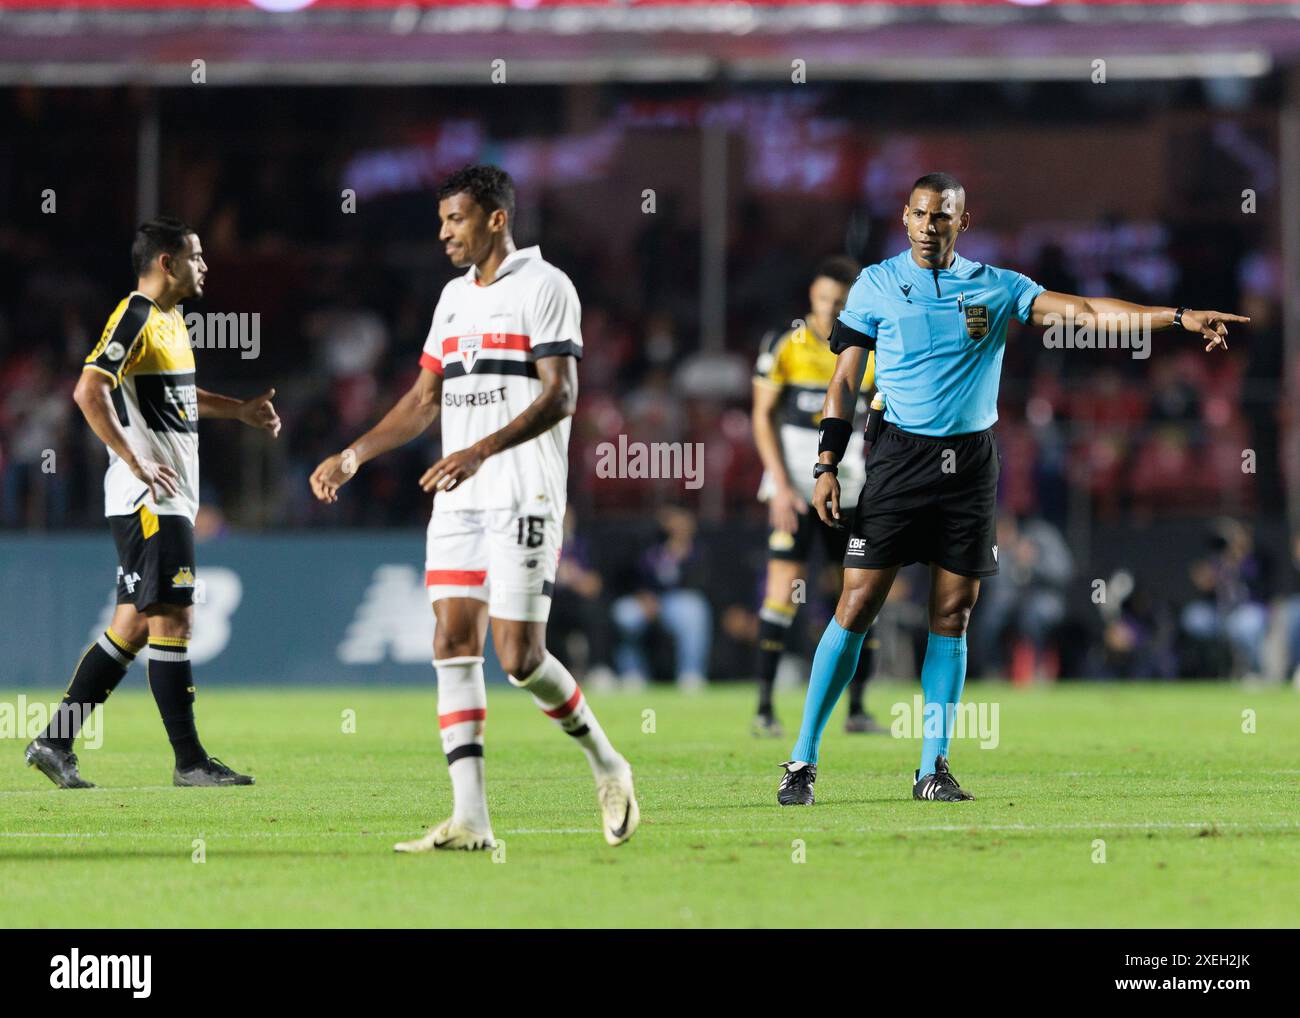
[[25, 739, 95, 789], [912, 756, 975, 801], [777, 760, 816, 806], [174, 757, 255, 787]]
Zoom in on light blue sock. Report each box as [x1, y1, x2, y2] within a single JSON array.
[[791, 620, 866, 765], [918, 632, 967, 778]]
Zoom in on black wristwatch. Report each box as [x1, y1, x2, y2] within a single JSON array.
[[1173, 307, 1187, 328], [813, 463, 838, 479]]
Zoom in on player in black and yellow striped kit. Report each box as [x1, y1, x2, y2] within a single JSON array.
[[24, 218, 281, 789], [750, 257, 884, 737]]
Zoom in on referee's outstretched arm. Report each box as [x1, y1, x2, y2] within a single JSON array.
[[1028, 290, 1249, 353]]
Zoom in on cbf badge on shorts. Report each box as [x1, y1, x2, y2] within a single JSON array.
[[963, 304, 990, 343]]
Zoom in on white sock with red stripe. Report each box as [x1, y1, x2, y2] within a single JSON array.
[[434, 655, 490, 831], [510, 653, 625, 779]]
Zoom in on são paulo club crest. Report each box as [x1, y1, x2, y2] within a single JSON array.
[[458, 334, 483, 373]]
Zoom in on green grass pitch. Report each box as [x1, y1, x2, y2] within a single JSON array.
[[2, 682, 1298, 928]]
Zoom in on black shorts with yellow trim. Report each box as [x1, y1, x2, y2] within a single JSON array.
[[767, 504, 854, 564], [109, 508, 198, 609], [843, 423, 1000, 579]]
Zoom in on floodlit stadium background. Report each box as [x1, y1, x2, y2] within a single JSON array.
[[2, 0, 1299, 688]]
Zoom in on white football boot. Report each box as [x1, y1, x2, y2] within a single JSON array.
[[596, 763, 640, 847], [393, 817, 495, 853]]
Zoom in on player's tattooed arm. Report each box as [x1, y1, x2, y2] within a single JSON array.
[[420, 355, 577, 494], [1029, 291, 1249, 352], [197, 387, 281, 437], [73, 368, 180, 503], [310, 369, 442, 504]]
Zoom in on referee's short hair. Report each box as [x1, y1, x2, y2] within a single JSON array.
[[437, 164, 516, 223], [132, 217, 196, 277], [812, 255, 860, 287], [911, 172, 965, 199]]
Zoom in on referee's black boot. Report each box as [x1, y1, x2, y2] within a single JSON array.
[[777, 760, 816, 805], [912, 756, 975, 802], [174, 757, 254, 787], [25, 738, 95, 789]]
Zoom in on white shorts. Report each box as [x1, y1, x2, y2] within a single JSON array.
[[424, 509, 561, 622]]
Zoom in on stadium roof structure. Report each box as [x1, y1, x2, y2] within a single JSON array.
[[1, 1, 1298, 85]]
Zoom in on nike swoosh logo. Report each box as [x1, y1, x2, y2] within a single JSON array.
[[609, 802, 631, 840]]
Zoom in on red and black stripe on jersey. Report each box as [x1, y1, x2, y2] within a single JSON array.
[[424, 333, 582, 378], [443, 359, 538, 380]]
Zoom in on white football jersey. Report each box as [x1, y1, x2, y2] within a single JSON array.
[[419, 246, 582, 517]]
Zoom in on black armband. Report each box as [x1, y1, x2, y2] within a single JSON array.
[[828, 320, 875, 354], [818, 416, 852, 462]]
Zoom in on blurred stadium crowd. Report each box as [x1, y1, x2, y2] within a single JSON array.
[[2, 80, 1295, 683]]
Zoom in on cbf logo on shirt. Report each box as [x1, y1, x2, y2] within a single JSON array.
[[837, 250, 1044, 437], [963, 303, 989, 342]]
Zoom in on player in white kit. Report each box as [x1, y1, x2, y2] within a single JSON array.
[[311, 165, 638, 851]]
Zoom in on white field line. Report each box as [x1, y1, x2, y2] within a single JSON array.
[[2, 819, 1300, 841]]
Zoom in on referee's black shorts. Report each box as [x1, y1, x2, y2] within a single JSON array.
[[842, 423, 1000, 578]]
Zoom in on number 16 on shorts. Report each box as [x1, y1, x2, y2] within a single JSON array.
[[425, 508, 561, 622]]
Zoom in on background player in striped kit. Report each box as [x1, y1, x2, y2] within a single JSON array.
[[311, 165, 638, 851], [750, 256, 884, 738], [25, 217, 280, 789]]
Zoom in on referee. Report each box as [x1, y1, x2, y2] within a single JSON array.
[[777, 172, 1248, 805]]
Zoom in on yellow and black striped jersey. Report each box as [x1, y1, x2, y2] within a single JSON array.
[[753, 319, 875, 506], [84, 291, 199, 521], [754, 320, 875, 429]]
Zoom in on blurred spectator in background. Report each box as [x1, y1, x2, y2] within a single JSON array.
[[1179, 519, 1272, 678], [970, 514, 1073, 683], [1092, 570, 1178, 680], [611, 506, 712, 691], [547, 509, 618, 690], [1, 353, 73, 527], [1274, 533, 1300, 686]]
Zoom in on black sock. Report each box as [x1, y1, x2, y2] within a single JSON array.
[[756, 601, 796, 717], [40, 629, 139, 750], [147, 637, 207, 770], [847, 631, 877, 715]]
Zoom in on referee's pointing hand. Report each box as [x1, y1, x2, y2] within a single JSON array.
[[1181, 310, 1250, 353]]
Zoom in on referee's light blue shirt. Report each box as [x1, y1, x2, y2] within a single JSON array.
[[837, 249, 1044, 437]]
